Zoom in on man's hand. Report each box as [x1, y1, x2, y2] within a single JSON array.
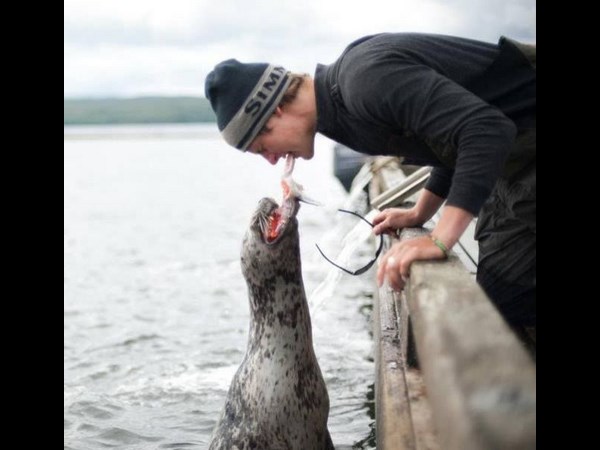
[[376, 236, 446, 291], [372, 207, 421, 236]]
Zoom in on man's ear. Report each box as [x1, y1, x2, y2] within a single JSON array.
[[273, 106, 284, 116]]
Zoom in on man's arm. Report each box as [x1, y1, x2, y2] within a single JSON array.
[[372, 188, 445, 236], [375, 194, 473, 292], [430, 205, 474, 251]]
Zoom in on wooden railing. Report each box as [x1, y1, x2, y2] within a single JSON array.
[[369, 159, 536, 450]]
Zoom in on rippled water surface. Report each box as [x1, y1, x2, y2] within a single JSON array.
[[64, 124, 377, 449]]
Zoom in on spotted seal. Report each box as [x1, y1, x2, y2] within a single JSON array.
[[208, 197, 334, 450]]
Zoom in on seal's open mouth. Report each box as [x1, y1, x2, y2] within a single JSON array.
[[255, 154, 304, 244], [259, 197, 299, 245]]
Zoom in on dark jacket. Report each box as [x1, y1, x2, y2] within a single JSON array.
[[313, 32, 536, 215]]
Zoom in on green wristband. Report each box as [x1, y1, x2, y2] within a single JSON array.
[[430, 235, 449, 257]]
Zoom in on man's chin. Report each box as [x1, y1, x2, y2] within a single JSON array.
[[301, 146, 315, 160]]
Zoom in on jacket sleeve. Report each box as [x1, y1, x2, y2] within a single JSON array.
[[425, 166, 453, 199], [339, 57, 516, 215]]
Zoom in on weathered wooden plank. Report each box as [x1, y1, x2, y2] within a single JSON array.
[[404, 367, 440, 450], [373, 281, 416, 450], [402, 228, 536, 450], [374, 235, 441, 450], [395, 291, 440, 450], [371, 161, 441, 450]]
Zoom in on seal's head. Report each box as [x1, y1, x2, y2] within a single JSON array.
[[241, 197, 301, 282]]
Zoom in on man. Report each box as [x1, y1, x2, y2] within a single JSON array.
[[204, 32, 536, 327]]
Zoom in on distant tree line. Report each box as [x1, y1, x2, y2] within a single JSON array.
[[64, 97, 217, 124]]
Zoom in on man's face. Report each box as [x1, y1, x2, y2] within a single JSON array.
[[246, 106, 314, 165]]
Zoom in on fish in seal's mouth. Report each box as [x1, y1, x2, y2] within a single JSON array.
[[255, 154, 315, 244]]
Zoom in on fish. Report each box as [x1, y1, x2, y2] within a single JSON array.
[[281, 154, 321, 207]]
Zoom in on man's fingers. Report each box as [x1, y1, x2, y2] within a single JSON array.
[[381, 255, 404, 291], [399, 261, 410, 281], [376, 254, 387, 286], [372, 211, 387, 225], [373, 218, 388, 235]]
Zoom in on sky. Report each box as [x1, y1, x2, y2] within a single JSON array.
[[64, 0, 536, 99]]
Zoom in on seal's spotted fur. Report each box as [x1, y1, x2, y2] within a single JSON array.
[[208, 197, 334, 450]]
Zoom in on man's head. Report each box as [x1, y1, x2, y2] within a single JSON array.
[[205, 59, 316, 164]]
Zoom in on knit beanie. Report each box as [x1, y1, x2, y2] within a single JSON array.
[[204, 59, 291, 151]]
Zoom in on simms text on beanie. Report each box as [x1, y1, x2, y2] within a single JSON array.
[[204, 59, 291, 151]]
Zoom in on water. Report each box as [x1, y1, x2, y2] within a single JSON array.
[[309, 208, 378, 314], [64, 123, 377, 449]]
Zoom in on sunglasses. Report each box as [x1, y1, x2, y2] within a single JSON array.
[[315, 208, 384, 276]]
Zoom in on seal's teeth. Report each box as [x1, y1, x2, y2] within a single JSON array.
[[265, 208, 283, 243], [276, 219, 287, 235]]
